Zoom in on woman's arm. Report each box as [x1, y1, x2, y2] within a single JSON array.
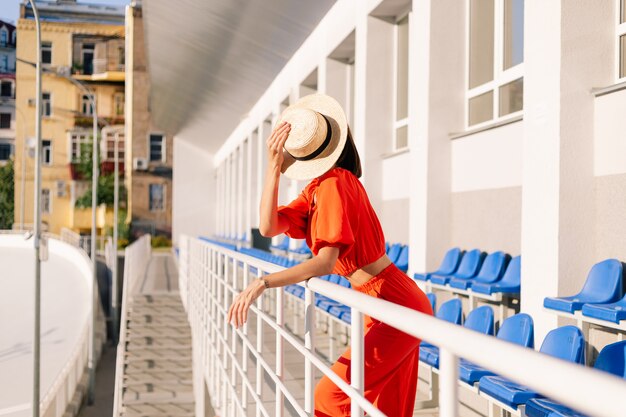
[[227, 246, 340, 328], [259, 121, 291, 237]]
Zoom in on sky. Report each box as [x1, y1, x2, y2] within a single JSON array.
[[0, 0, 130, 24]]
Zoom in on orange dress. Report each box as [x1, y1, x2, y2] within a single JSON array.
[[278, 167, 433, 417]]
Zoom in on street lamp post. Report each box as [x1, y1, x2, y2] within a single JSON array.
[[27, 2, 43, 417], [112, 129, 119, 344]]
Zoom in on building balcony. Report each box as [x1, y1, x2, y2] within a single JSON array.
[[71, 204, 112, 230], [69, 161, 125, 180], [73, 115, 124, 128], [72, 71, 125, 82]]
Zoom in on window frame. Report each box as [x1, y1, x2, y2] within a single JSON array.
[[42, 139, 52, 166], [0, 112, 11, 129], [0, 80, 12, 97], [465, 0, 524, 129], [114, 92, 125, 116], [41, 41, 52, 65], [68, 131, 90, 163], [0, 141, 12, 161], [42, 92, 52, 117], [101, 127, 125, 162], [42, 188, 51, 214], [148, 132, 166, 163], [617, 0, 626, 82], [392, 12, 411, 153], [81, 94, 93, 116], [149, 183, 166, 212], [1, 29, 7, 46]]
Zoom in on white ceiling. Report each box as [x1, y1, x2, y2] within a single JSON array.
[[143, 0, 336, 152]]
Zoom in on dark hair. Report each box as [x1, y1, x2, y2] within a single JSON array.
[[335, 127, 362, 178]]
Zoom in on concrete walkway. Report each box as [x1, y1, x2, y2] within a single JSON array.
[[117, 252, 195, 417]]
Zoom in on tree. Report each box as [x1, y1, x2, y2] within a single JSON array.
[[74, 139, 126, 208], [0, 158, 15, 229]]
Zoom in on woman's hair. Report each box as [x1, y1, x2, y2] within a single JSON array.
[[335, 127, 362, 178]]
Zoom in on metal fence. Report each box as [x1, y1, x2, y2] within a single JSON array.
[[112, 234, 152, 416], [177, 235, 626, 417]]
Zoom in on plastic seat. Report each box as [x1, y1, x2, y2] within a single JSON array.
[[430, 249, 485, 285], [395, 245, 409, 272], [387, 243, 404, 264], [525, 341, 626, 417], [459, 313, 534, 384], [478, 326, 585, 409], [426, 293, 437, 313], [414, 247, 463, 281], [543, 259, 623, 313], [420, 306, 494, 368], [338, 277, 351, 288], [329, 305, 350, 320], [472, 256, 521, 295], [420, 299, 463, 351], [450, 251, 510, 290]]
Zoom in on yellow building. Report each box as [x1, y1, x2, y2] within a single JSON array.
[[14, 0, 125, 235]]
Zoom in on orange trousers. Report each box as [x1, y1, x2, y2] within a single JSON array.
[[314, 263, 434, 417]]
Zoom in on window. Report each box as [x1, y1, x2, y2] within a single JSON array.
[[1, 29, 7, 46], [118, 46, 125, 68], [467, 0, 524, 127], [69, 131, 90, 162], [81, 94, 93, 115], [0, 143, 12, 161], [42, 140, 52, 165], [149, 184, 165, 212], [42, 189, 51, 214], [82, 43, 94, 75], [393, 14, 409, 151], [0, 113, 10, 129], [1, 55, 8, 72], [0, 81, 11, 97], [102, 129, 125, 161], [114, 92, 124, 116], [149, 133, 165, 162], [618, 0, 626, 81], [42, 92, 51, 117], [41, 41, 52, 65]]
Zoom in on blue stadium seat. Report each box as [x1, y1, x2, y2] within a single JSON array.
[[395, 245, 409, 272], [449, 251, 510, 290], [525, 340, 626, 417], [471, 256, 521, 296], [581, 297, 626, 324], [414, 247, 463, 281], [459, 313, 534, 384], [478, 326, 585, 409], [430, 249, 485, 285], [420, 306, 494, 368], [420, 299, 463, 351], [337, 277, 351, 288], [426, 293, 437, 313], [543, 259, 623, 314], [387, 243, 404, 264]]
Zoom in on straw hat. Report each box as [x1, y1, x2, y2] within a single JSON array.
[[278, 93, 348, 181]]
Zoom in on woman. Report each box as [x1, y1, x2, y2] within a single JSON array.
[[227, 94, 433, 416]]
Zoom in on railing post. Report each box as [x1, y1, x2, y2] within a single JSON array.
[[304, 283, 316, 414], [350, 308, 364, 417], [439, 348, 459, 417], [242, 262, 249, 411], [276, 284, 284, 417], [255, 271, 264, 417]]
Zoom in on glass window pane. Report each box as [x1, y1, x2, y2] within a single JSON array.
[[503, 0, 524, 70], [469, 0, 495, 88], [468, 90, 494, 126], [395, 125, 408, 150], [396, 16, 409, 121], [621, 35, 626, 79], [499, 77, 524, 116]]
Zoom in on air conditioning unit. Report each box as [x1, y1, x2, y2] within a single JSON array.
[[28, 98, 35, 107], [57, 66, 71, 77], [133, 157, 148, 171], [56, 180, 66, 197]]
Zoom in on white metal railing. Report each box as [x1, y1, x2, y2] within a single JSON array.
[[179, 235, 626, 417], [112, 234, 152, 417]]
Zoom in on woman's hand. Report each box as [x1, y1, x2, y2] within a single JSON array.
[[227, 278, 267, 328], [266, 121, 291, 172]]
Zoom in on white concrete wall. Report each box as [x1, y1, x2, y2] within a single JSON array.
[[594, 88, 626, 177], [172, 137, 216, 245]]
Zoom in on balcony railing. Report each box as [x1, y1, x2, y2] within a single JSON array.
[[177, 235, 626, 417]]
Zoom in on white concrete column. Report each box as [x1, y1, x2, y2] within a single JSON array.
[[246, 135, 252, 243], [237, 143, 244, 240], [521, 1, 613, 342], [230, 151, 237, 239], [408, 0, 463, 274]]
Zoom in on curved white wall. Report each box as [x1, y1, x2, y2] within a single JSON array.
[[0, 235, 92, 417]]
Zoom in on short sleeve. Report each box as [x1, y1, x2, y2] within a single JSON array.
[[311, 176, 355, 256], [277, 191, 309, 239]]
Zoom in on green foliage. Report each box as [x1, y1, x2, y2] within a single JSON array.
[[151, 235, 172, 248], [75, 140, 126, 208], [0, 158, 14, 229]]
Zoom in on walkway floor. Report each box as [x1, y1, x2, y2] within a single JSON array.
[[117, 252, 195, 417]]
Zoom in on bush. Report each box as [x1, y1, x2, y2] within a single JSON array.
[[118, 238, 129, 249], [151, 235, 171, 248]]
